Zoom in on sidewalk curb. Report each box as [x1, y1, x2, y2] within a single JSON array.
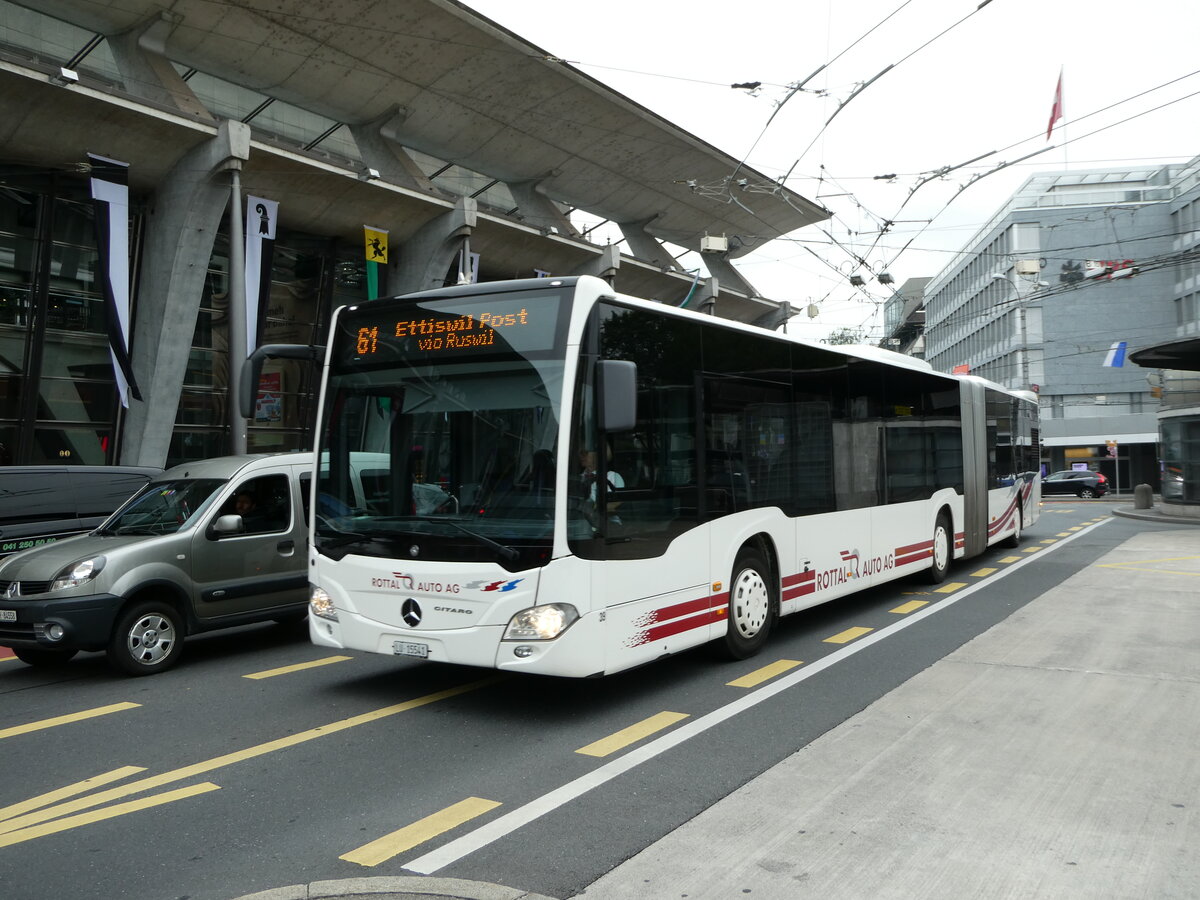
[[233, 876, 558, 900], [1111, 505, 1200, 526]]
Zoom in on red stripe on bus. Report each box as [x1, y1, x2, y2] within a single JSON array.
[[783, 583, 816, 601], [895, 550, 931, 567], [989, 497, 1018, 535], [782, 571, 815, 587], [895, 539, 933, 556], [631, 607, 726, 647], [650, 594, 721, 624]]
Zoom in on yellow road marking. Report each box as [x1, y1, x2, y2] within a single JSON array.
[[0, 784, 220, 849], [1101, 555, 1200, 567], [243, 656, 352, 679], [1068, 527, 1082, 531], [0, 676, 503, 837], [824, 626, 873, 644], [1022, 547, 1041, 554], [890, 600, 928, 614], [971, 568, 997, 577], [1097, 566, 1200, 577], [341, 797, 501, 867], [0, 702, 141, 741], [576, 711, 690, 757], [0, 767, 146, 824], [1098, 555, 1200, 577], [934, 582, 968, 594], [1056, 532, 1072, 537], [999, 556, 1021, 563], [727, 659, 803, 688], [1040, 539, 1057, 544]]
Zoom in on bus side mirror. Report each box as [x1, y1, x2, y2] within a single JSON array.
[[598, 360, 637, 432]]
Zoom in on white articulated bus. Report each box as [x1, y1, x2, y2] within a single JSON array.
[[306, 275, 1039, 676]]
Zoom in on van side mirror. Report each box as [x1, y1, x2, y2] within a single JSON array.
[[598, 359, 637, 432], [213, 514, 244, 536]]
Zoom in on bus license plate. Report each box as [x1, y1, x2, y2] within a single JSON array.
[[393, 641, 428, 659], [0, 609, 15, 622]]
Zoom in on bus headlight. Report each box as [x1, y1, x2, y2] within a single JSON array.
[[50, 557, 105, 592], [310, 586, 338, 621], [503, 603, 578, 641]]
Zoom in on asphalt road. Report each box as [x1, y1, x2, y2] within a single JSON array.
[[0, 501, 1126, 900]]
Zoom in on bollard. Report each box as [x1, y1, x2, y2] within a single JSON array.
[[1133, 483, 1153, 509]]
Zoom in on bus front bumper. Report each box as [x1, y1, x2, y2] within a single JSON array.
[[309, 608, 606, 677]]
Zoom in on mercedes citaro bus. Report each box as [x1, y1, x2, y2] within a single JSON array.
[[301, 275, 1039, 677]]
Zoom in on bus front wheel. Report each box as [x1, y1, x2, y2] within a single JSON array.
[[721, 549, 776, 660], [926, 514, 952, 584]]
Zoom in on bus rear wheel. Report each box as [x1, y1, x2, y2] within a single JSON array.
[[926, 514, 952, 584], [1001, 505, 1023, 549], [721, 549, 776, 660]]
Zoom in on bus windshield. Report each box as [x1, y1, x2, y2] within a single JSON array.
[[315, 287, 569, 570]]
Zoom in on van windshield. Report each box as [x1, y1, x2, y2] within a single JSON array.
[[97, 479, 225, 536]]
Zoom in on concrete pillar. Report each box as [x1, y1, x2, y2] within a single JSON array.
[[702, 253, 760, 299], [752, 300, 793, 331], [106, 13, 213, 121], [688, 276, 719, 314], [119, 120, 251, 468], [390, 197, 477, 296], [506, 179, 580, 238], [618, 220, 680, 271], [573, 244, 620, 285], [348, 106, 438, 194]]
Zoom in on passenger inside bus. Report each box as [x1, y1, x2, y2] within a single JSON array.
[[579, 446, 625, 525]]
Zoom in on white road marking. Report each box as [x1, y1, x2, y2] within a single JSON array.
[[403, 518, 1113, 873]]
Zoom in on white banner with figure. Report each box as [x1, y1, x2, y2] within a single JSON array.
[[245, 196, 278, 357]]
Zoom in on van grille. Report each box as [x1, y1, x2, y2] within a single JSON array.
[[0, 579, 51, 597]]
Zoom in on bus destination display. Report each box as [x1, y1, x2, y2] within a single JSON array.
[[344, 295, 561, 362]]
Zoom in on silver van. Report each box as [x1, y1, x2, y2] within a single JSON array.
[[0, 453, 313, 676]]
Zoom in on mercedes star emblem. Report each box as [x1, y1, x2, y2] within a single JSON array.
[[401, 598, 422, 627]]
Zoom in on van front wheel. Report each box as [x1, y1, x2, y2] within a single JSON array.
[[107, 601, 184, 676]]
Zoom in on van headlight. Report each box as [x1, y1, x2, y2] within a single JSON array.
[[50, 557, 106, 592], [503, 603, 578, 640], [310, 585, 338, 621]]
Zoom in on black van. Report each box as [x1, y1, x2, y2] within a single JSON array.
[[0, 466, 161, 559]]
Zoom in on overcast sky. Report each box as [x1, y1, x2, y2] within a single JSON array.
[[465, 0, 1197, 340]]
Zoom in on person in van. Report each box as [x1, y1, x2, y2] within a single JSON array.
[[232, 491, 272, 533]]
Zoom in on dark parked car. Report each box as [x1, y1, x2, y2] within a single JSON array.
[[1041, 469, 1109, 499], [0, 465, 161, 560]]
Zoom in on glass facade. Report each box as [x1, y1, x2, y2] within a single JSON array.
[[0, 167, 350, 467], [1161, 417, 1200, 504], [0, 175, 118, 465]]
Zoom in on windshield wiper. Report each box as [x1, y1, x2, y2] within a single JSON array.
[[317, 531, 370, 549], [439, 520, 519, 562]]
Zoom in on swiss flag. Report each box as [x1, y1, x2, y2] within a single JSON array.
[[1046, 69, 1064, 140]]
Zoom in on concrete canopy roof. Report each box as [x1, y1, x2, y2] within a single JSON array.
[[31, 0, 828, 257], [1129, 338, 1200, 372]]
